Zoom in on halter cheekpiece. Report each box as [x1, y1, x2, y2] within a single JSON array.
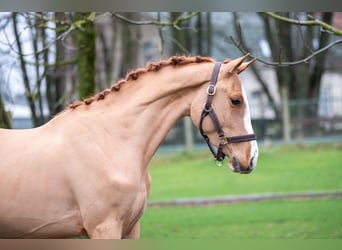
[[199, 62, 257, 165]]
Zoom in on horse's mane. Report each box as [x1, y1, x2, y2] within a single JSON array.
[[67, 55, 215, 110]]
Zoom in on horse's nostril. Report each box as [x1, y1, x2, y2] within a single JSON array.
[[232, 157, 238, 167], [232, 156, 239, 171]]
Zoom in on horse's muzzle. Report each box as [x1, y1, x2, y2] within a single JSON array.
[[229, 156, 254, 174]]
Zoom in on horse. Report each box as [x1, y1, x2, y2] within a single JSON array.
[[0, 54, 258, 239]]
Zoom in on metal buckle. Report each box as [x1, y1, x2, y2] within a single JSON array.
[[207, 85, 216, 96], [219, 135, 228, 145]]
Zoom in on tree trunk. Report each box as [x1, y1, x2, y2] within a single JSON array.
[[0, 93, 11, 129], [260, 12, 333, 139], [170, 12, 194, 152], [46, 12, 69, 116], [235, 13, 280, 119], [75, 12, 96, 99], [12, 13, 40, 127], [118, 13, 140, 78], [111, 17, 123, 82], [306, 12, 333, 115], [28, 13, 45, 125], [281, 86, 291, 143], [170, 12, 191, 54], [196, 12, 212, 56]]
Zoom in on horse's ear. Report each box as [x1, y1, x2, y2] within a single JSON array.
[[227, 53, 255, 74], [236, 57, 256, 74]]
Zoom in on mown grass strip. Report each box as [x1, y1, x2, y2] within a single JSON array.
[[148, 190, 342, 207]]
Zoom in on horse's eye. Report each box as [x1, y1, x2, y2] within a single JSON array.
[[231, 98, 242, 106]]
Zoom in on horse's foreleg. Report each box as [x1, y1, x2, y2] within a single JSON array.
[[88, 219, 123, 239], [88, 221, 140, 239], [123, 222, 140, 239]]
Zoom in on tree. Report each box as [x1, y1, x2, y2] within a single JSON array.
[[12, 12, 45, 127], [45, 12, 70, 116], [168, 12, 213, 151], [264, 12, 333, 107], [75, 12, 96, 99], [3, 12, 340, 134], [169, 12, 194, 152], [0, 13, 12, 128], [2, 12, 96, 127], [195, 12, 212, 56], [232, 12, 340, 112], [0, 93, 11, 128], [230, 12, 341, 139], [231, 12, 281, 120]]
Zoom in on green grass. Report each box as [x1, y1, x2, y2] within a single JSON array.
[[140, 144, 342, 238], [147, 144, 342, 201], [141, 199, 342, 238]]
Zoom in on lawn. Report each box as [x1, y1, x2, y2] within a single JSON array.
[[140, 143, 342, 238], [141, 199, 342, 238]]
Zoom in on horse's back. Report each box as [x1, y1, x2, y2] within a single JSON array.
[[0, 127, 46, 169]]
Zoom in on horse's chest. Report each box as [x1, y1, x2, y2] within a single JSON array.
[[121, 175, 150, 231]]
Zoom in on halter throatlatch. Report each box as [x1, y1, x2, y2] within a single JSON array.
[[199, 62, 257, 166]]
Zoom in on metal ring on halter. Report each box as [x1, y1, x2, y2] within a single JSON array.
[[203, 103, 212, 112], [207, 85, 216, 96]]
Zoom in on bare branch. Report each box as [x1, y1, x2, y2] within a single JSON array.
[[111, 12, 199, 30], [231, 13, 280, 118], [263, 12, 342, 37], [4, 12, 97, 57], [229, 35, 342, 67]]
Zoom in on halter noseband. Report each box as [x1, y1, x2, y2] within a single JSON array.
[[199, 62, 257, 165]]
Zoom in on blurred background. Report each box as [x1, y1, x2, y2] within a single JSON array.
[[1, 12, 341, 145], [0, 12, 341, 238]]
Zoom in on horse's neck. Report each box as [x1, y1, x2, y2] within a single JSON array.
[[116, 64, 212, 165], [62, 63, 212, 167]]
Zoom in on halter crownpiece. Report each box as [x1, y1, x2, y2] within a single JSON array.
[[199, 62, 257, 165]]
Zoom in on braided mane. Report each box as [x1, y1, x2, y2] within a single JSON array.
[[68, 55, 215, 110]]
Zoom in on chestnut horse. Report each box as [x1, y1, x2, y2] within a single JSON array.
[[0, 54, 258, 238]]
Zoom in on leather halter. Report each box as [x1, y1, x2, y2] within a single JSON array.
[[199, 62, 257, 164]]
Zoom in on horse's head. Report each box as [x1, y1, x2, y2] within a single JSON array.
[[191, 54, 258, 174]]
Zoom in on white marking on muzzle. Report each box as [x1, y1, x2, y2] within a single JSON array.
[[241, 86, 258, 169]]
